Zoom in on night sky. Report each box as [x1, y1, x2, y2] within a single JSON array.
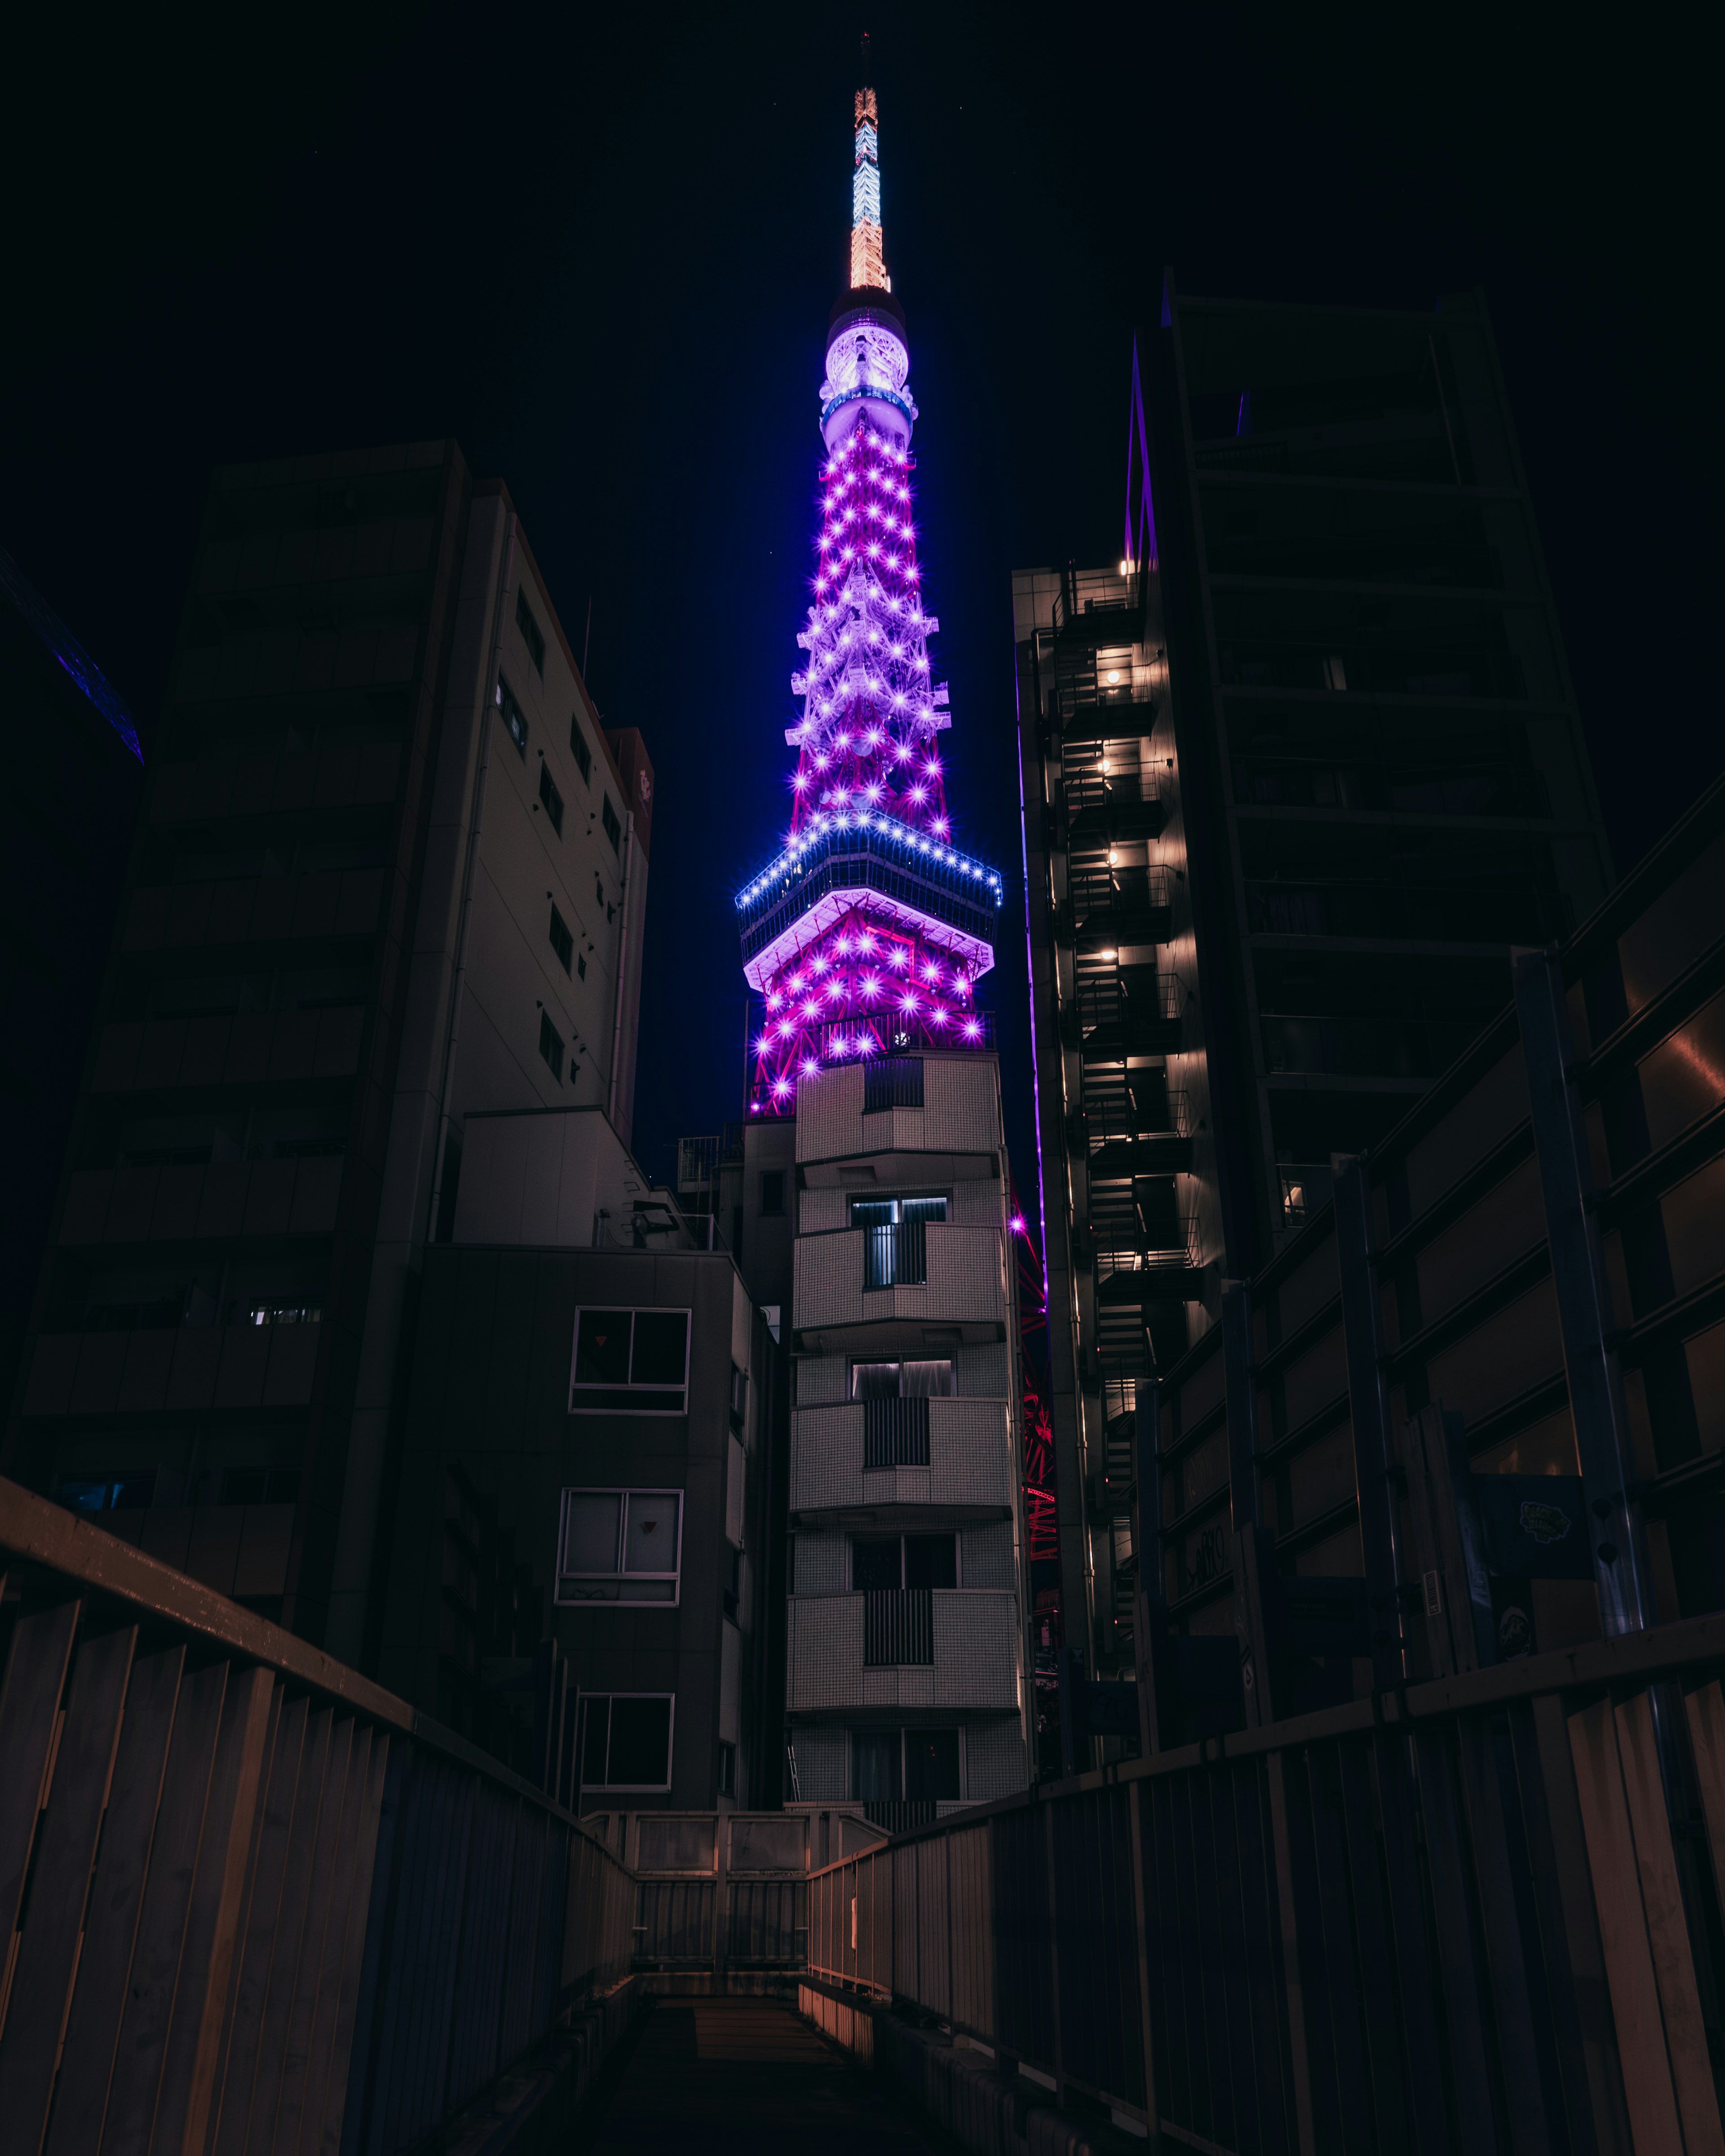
[[4, 5, 1709, 1213]]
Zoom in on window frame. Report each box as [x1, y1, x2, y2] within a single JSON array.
[[538, 1009, 564, 1081], [848, 1357, 956, 1400], [556, 1485, 683, 1606], [568, 1304, 692, 1414], [548, 902, 574, 974], [849, 1530, 960, 1591], [516, 586, 546, 675], [538, 760, 564, 834], [849, 1725, 962, 1804], [569, 715, 593, 782], [575, 1691, 675, 1794], [601, 794, 622, 853], [499, 676, 528, 758], [758, 1170, 785, 1218]]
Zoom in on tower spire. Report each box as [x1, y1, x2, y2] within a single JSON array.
[[735, 71, 1001, 1114], [850, 39, 888, 292]]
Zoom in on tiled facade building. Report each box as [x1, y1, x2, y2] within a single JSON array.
[[781, 1053, 1029, 1826]]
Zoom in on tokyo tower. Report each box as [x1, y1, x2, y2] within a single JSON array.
[[737, 47, 1002, 1115]]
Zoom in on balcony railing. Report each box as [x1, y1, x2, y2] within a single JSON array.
[[1064, 868, 1172, 951], [1071, 972, 1183, 1054], [863, 1395, 932, 1469], [863, 1589, 933, 1665], [1064, 772, 1164, 846], [862, 1799, 938, 1833], [862, 1219, 927, 1290], [1076, 1086, 1190, 1155], [863, 1056, 924, 1112]]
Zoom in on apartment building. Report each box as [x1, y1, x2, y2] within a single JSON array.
[[376, 1104, 783, 1808], [0, 550, 146, 1411], [781, 1052, 1029, 1827], [1017, 283, 1613, 1695], [5, 442, 651, 1664], [1146, 772, 1725, 1736]]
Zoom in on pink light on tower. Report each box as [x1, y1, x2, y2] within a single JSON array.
[[734, 52, 1001, 1112]]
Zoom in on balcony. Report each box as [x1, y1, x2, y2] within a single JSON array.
[[146, 740, 402, 827], [122, 867, 385, 954], [1079, 1089, 1193, 1177], [863, 1589, 933, 1666], [862, 1395, 930, 1469], [22, 1319, 322, 1418], [789, 1397, 1015, 1521], [786, 1591, 1021, 1712], [1064, 866, 1172, 952], [862, 1800, 939, 1833], [793, 1223, 1006, 1353], [1096, 1220, 1204, 1305], [1066, 972, 1183, 1056], [1065, 772, 1165, 848], [862, 1219, 926, 1290], [58, 1155, 344, 1249], [90, 1005, 365, 1097], [1051, 574, 1143, 648], [794, 1058, 1002, 1187]]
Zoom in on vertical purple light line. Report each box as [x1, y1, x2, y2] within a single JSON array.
[[1014, 632, 1049, 1317]]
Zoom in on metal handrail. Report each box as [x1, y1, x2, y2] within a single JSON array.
[[803, 1605, 1725, 2144]]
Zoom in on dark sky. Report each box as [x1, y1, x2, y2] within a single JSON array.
[[3, 4, 1710, 1208]]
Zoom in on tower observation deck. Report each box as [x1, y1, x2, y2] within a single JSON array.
[[738, 54, 1002, 1115]]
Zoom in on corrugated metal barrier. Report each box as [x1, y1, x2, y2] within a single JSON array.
[[808, 1609, 1725, 2153], [0, 1477, 634, 2156]]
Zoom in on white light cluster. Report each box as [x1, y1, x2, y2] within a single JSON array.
[[736, 809, 1004, 910]]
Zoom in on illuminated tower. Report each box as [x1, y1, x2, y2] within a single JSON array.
[[737, 57, 1002, 1114]]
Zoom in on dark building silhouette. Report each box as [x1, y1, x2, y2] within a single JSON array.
[[1017, 283, 1614, 1692], [3, 444, 651, 1661], [0, 551, 145, 1413]]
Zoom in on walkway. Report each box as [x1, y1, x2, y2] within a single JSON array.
[[584, 1997, 951, 2154]]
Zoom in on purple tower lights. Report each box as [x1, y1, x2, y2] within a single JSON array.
[[736, 68, 1001, 1114]]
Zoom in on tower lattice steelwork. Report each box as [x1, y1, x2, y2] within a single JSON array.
[[737, 57, 1002, 1115]]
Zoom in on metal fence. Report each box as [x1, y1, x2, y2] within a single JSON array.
[[807, 1606, 1725, 2153], [626, 1811, 809, 1974], [0, 1476, 635, 2156]]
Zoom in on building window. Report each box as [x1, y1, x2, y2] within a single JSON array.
[[539, 761, 564, 834], [853, 1194, 946, 1289], [538, 1010, 564, 1079], [569, 716, 592, 782], [499, 678, 527, 757], [759, 1170, 784, 1217], [849, 1728, 960, 1803], [516, 587, 546, 675], [863, 1056, 924, 1112], [853, 1533, 957, 1591], [578, 952, 587, 979], [557, 1487, 682, 1604], [849, 1359, 955, 1400], [602, 795, 622, 853], [1280, 1169, 1308, 1224], [569, 1307, 690, 1413], [718, 1740, 736, 1797], [549, 904, 574, 973], [907, 1729, 961, 1801], [577, 1693, 673, 1792]]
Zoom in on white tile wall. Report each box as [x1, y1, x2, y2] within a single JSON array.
[[965, 1715, 1029, 1800], [794, 1530, 849, 1595], [795, 1056, 1003, 1165], [959, 1521, 1019, 1589], [789, 1724, 847, 1801], [786, 1590, 1020, 1712], [790, 1399, 1016, 1513], [793, 1223, 1005, 1332]]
